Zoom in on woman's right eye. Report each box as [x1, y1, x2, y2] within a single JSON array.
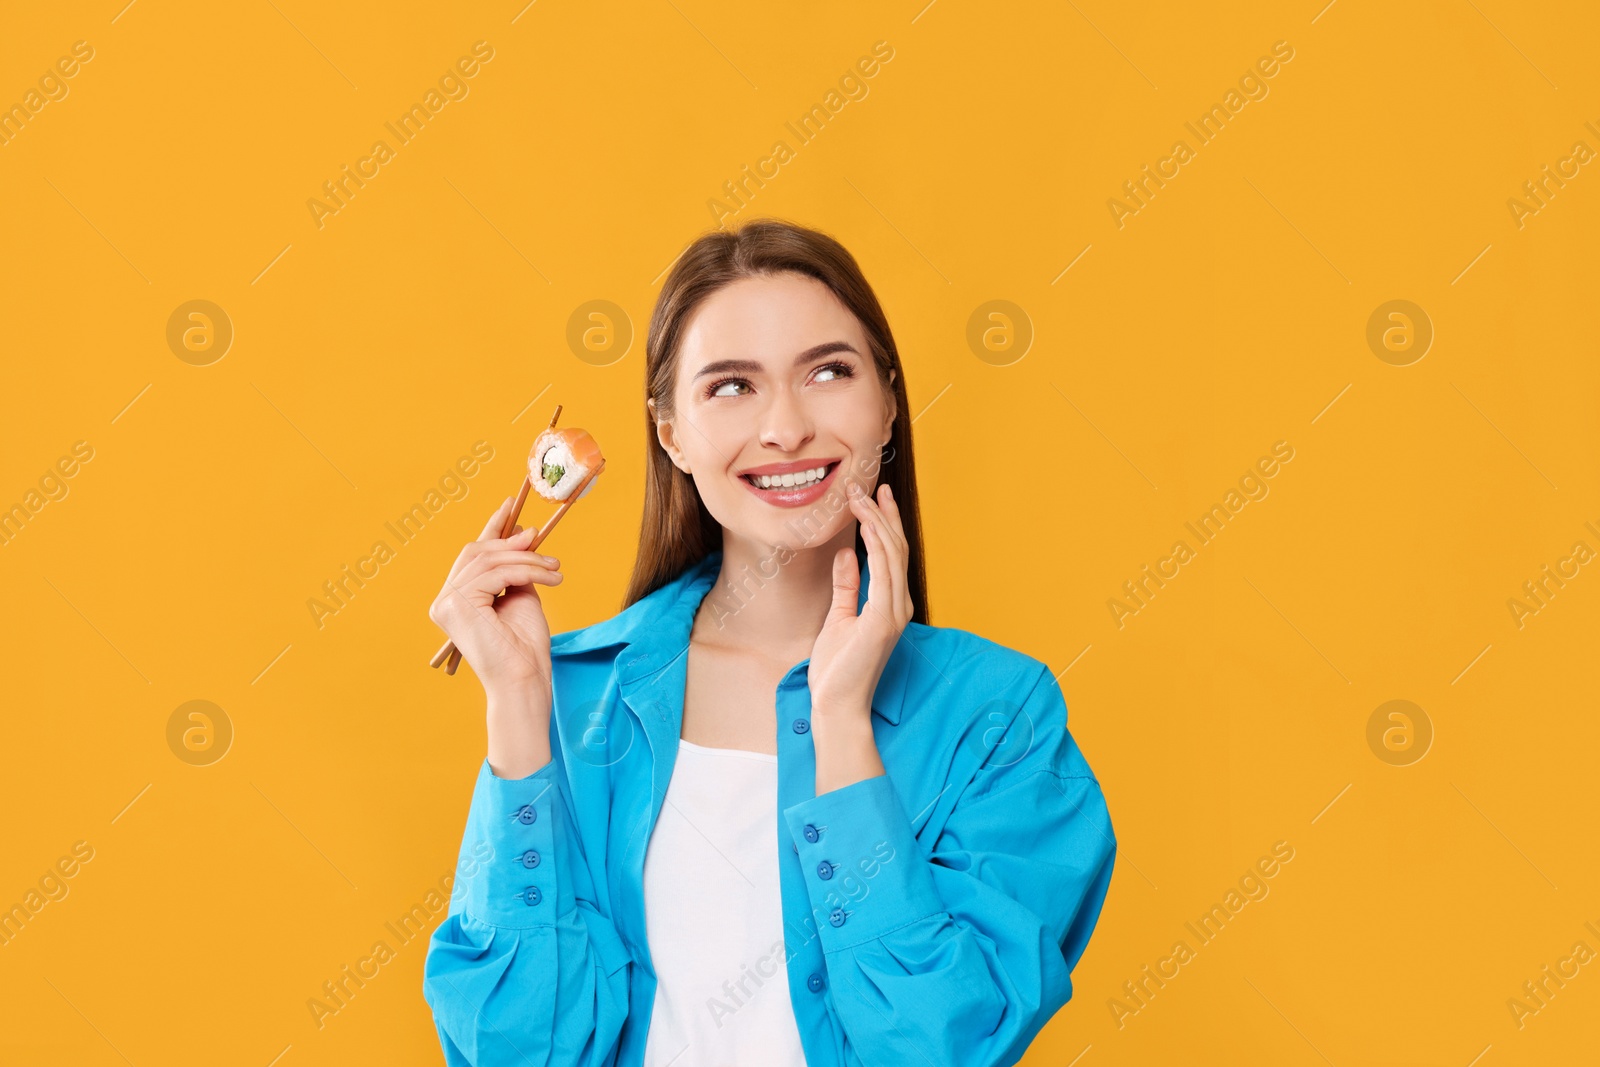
[[707, 378, 749, 398]]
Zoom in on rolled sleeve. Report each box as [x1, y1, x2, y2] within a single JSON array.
[[460, 757, 566, 929], [773, 662, 1117, 1067], [783, 772, 943, 951], [425, 755, 634, 1067]]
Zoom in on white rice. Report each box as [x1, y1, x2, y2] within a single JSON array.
[[533, 438, 596, 501]]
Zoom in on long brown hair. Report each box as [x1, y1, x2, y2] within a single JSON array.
[[624, 217, 929, 625]]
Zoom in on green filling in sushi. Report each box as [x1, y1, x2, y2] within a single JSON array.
[[542, 462, 565, 487]]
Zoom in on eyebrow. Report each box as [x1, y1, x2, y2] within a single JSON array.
[[691, 341, 860, 380]]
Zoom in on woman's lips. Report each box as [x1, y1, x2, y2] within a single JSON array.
[[739, 461, 841, 508]]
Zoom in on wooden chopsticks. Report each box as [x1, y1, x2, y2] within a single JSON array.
[[428, 405, 604, 676]]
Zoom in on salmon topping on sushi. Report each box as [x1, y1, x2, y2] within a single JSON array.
[[529, 426, 604, 502]]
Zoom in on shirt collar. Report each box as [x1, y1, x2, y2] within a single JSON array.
[[550, 546, 912, 725]]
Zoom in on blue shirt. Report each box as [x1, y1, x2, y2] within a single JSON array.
[[423, 546, 1117, 1066]]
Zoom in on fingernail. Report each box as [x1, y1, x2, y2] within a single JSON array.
[[542, 556, 559, 566], [883, 485, 893, 499]]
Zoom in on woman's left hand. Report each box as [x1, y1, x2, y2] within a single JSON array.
[[808, 479, 914, 722]]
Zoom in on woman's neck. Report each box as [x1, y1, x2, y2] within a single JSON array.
[[693, 527, 856, 660]]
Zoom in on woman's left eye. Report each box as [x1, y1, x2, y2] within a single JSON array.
[[814, 361, 854, 383]]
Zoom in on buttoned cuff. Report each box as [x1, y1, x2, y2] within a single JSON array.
[[782, 774, 943, 952], [458, 757, 566, 929]]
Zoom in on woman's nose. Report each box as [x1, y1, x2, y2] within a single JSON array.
[[758, 389, 814, 452]]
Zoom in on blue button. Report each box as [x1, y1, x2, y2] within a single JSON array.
[[521, 849, 541, 868], [515, 804, 536, 825], [523, 886, 542, 906], [792, 718, 809, 734], [803, 824, 819, 843], [817, 861, 834, 880], [807, 973, 826, 993], [828, 907, 846, 928]]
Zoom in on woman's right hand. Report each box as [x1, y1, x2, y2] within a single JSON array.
[[429, 495, 565, 704]]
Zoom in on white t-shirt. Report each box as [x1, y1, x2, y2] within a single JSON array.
[[641, 738, 807, 1067]]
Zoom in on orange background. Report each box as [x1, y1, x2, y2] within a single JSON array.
[[3, 1, 1598, 1064]]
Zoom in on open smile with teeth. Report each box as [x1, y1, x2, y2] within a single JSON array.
[[744, 462, 837, 490]]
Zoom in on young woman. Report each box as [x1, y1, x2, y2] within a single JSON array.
[[422, 219, 1116, 1067]]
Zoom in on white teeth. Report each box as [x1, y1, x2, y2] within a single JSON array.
[[753, 464, 830, 490]]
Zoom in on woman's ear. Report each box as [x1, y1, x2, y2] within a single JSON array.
[[882, 368, 898, 437], [649, 398, 693, 475]]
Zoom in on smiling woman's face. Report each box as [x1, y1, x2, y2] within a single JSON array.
[[654, 271, 896, 552]]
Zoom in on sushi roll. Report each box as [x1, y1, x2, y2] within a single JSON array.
[[530, 426, 604, 501]]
